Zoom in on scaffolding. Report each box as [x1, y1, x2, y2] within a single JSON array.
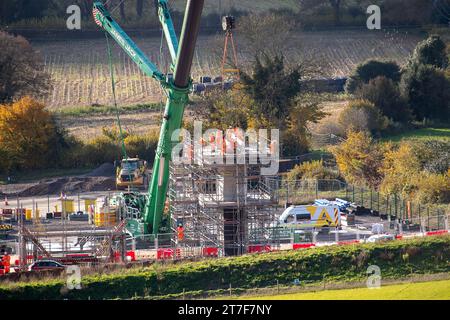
[[168, 148, 280, 256], [15, 211, 128, 270]]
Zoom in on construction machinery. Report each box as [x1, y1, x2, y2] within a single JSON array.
[[93, 0, 204, 236], [115, 157, 148, 190]]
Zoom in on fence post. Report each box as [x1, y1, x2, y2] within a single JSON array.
[[420, 217, 426, 234], [418, 203, 421, 223], [445, 213, 449, 231], [334, 227, 339, 242], [437, 209, 441, 230], [315, 180, 319, 200], [352, 185, 355, 203], [360, 188, 364, 207], [370, 189, 373, 210], [286, 182, 290, 206], [377, 191, 380, 213], [394, 194, 398, 220]]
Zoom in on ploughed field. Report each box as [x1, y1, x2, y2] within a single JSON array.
[[33, 29, 424, 110]]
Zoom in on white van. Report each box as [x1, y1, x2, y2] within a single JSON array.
[[279, 205, 341, 228]]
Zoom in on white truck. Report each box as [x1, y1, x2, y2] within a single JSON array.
[[279, 205, 341, 229]]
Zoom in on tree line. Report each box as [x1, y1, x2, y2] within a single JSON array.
[[0, 0, 157, 25], [1, 0, 449, 27]]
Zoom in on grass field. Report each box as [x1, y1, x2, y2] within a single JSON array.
[[248, 279, 450, 300], [382, 128, 450, 143]]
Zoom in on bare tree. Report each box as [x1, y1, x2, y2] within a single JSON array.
[[238, 13, 295, 58], [0, 31, 52, 103], [136, 0, 144, 17], [299, 0, 345, 25]]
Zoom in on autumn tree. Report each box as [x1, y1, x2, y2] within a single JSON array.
[[0, 97, 66, 172], [330, 130, 385, 188], [194, 89, 252, 131], [0, 31, 51, 103], [299, 0, 345, 25], [380, 140, 450, 204], [284, 99, 328, 155], [286, 160, 339, 181]]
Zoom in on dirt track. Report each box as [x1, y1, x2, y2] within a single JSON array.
[[0, 163, 116, 197]]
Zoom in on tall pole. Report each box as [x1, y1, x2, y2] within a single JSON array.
[[174, 0, 204, 88], [146, 0, 204, 234]]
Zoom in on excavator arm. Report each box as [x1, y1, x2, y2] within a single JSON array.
[[93, 0, 204, 235]]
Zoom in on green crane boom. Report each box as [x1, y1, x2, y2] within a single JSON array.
[[93, 0, 204, 235]]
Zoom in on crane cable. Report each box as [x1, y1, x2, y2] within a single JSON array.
[[105, 31, 129, 161]]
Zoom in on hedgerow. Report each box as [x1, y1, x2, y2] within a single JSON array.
[[0, 235, 449, 300]]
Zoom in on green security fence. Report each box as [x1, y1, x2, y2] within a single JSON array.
[[268, 179, 449, 231]]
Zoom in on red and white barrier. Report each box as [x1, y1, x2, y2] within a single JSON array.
[[293, 243, 316, 250]]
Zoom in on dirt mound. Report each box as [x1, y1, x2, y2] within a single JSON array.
[[0, 176, 116, 197], [85, 163, 115, 177]]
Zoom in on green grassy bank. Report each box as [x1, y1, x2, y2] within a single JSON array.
[[0, 235, 449, 300]]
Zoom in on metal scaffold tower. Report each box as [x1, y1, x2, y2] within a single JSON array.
[[168, 142, 280, 257]]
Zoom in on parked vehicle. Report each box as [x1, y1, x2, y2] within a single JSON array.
[[28, 260, 66, 272], [279, 205, 341, 228]]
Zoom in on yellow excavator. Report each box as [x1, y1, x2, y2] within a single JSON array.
[[115, 158, 148, 190]]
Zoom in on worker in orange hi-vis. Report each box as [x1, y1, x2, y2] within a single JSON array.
[[177, 225, 184, 241], [209, 133, 216, 153], [2, 253, 10, 274]]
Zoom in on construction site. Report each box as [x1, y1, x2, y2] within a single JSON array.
[[0, 0, 449, 284]]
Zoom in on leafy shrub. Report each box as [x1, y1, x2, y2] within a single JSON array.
[[355, 76, 411, 123], [413, 172, 450, 204], [60, 129, 159, 169], [338, 100, 388, 135], [409, 35, 448, 69], [286, 160, 339, 181], [345, 60, 401, 94], [400, 63, 450, 122]]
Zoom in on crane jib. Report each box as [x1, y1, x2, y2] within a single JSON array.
[[92, 1, 204, 236]]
